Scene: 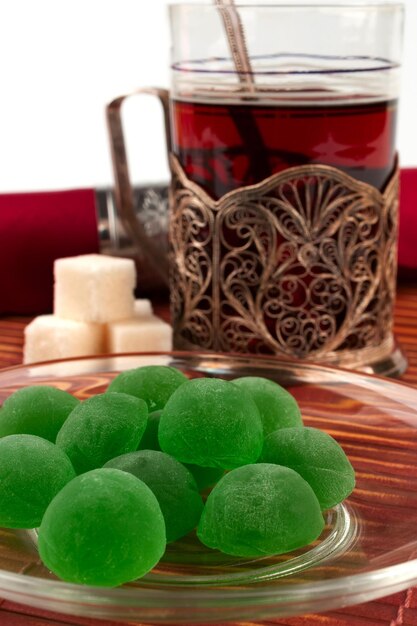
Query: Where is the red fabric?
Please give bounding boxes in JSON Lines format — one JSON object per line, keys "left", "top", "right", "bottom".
{"left": 0, "top": 189, "right": 99, "bottom": 314}
{"left": 399, "top": 168, "right": 417, "bottom": 274}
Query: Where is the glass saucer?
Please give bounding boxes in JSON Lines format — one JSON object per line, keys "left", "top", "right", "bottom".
{"left": 0, "top": 352, "right": 417, "bottom": 623}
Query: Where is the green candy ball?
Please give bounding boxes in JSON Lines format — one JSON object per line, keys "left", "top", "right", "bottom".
{"left": 137, "top": 409, "right": 162, "bottom": 451}
{"left": 38, "top": 468, "right": 166, "bottom": 586}
{"left": 159, "top": 378, "right": 263, "bottom": 469}
{"left": 0, "top": 434, "right": 75, "bottom": 528}
{"left": 198, "top": 463, "right": 324, "bottom": 557}
{"left": 232, "top": 377, "right": 303, "bottom": 436}
{"left": 107, "top": 366, "right": 188, "bottom": 411}
{"left": 56, "top": 392, "right": 148, "bottom": 474}
{"left": 0, "top": 385, "right": 79, "bottom": 442}
{"left": 261, "top": 427, "right": 355, "bottom": 510}
{"left": 105, "top": 450, "right": 204, "bottom": 542}
{"left": 137, "top": 409, "right": 223, "bottom": 490}
{"left": 185, "top": 464, "right": 224, "bottom": 491}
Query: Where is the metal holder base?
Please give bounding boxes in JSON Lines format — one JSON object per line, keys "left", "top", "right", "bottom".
{"left": 355, "top": 340, "right": 408, "bottom": 378}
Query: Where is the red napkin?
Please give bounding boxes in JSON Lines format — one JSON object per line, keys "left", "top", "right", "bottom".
{"left": 0, "top": 189, "right": 99, "bottom": 314}
{"left": 399, "top": 168, "right": 417, "bottom": 277}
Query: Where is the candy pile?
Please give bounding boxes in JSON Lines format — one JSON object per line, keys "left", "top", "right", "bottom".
{"left": 0, "top": 367, "right": 356, "bottom": 587}
{"left": 23, "top": 254, "right": 172, "bottom": 363}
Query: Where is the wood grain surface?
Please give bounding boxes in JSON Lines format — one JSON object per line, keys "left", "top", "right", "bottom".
{"left": 1, "top": 283, "right": 417, "bottom": 626}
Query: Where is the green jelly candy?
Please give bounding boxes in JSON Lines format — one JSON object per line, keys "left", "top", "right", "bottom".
{"left": 38, "top": 468, "right": 166, "bottom": 586}
{"left": 137, "top": 410, "right": 162, "bottom": 451}
{"left": 159, "top": 378, "right": 263, "bottom": 469}
{"left": 56, "top": 392, "right": 148, "bottom": 474}
{"left": 261, "top": 427, "right": 355, "bottom": 510}
{"left": 0, "top": 385, "right": 79, "bottom": 442}
{"left": 0, "top": 434, "right": 75, "bottom": 528}
{"left": 107, "top": 365, "right": 188, "bottom": 411}
{"left": 232, "top": 376, "right": 303, "bottom": 436}
{"left": 198, "top": 463, "right": 324, "bottom": 557}
{"left": 137, "top": 410, "right": 223, "bottom": 490}
{"left": 105, "top": 450, "right": 203, "bottom": 542}
{"left": 185, "top": 464, "right": 224, "bottom": 491}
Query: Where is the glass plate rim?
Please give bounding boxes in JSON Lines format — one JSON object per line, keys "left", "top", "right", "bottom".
{"left": 0, "top": 557, "right": 416, "bottom": 605}
{"left": 1, "top": 349, "right": 415, "bottom": 393}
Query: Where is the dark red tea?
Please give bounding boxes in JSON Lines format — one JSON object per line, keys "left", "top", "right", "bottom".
{"left": 171, "top": 98, "right": 397, "bottom": 198}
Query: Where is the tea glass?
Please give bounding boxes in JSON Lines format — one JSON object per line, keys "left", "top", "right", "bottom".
{"left": 107, "top": 1, "right": 406, "bottom": 376}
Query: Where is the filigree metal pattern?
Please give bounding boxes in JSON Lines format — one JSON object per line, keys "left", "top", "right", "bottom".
{"left": 169, "top": 155, "right": 399, "bottom": 366}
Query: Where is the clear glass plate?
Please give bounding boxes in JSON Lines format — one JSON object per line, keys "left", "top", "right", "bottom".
{"left": 0, "top": 352, "right": 416, "bottom": 623}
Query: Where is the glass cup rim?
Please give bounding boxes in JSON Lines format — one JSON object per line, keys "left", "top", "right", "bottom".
{"left": 171, "top": 52, "right": 400, "bottom": 76}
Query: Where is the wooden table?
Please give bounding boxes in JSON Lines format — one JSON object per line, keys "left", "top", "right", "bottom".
{"left": 1, "top": 283, "right": 417, "bottom": 626}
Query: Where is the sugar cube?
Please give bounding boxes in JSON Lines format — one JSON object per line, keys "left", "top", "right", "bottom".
{"left": 107, "top": 317, "right": 172, "bottom": 354}
{"left": 134, "top": 299, "right": 153, "bottom": 319}
{"left": 54, "top": 254, "right": 135, "bottom": 323}
{"left": 23, "top": 315, "right": 105, "bottom": 364}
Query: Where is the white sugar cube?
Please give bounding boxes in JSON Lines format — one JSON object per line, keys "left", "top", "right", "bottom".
{"left": 107, "top": 316, "right": 172, "bottom": 354}
{"left": 134, "top": 299, "right": 153, "bottom": 319}
{"left": 54, "top": 254, "right": 135, "bottom": 323}
{"left": 23, "top": 315, "right": 105, "bottom": 364}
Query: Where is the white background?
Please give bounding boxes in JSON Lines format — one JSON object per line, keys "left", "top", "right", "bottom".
{"left": 0, "top": 0, "right": 415, "bottom": 192}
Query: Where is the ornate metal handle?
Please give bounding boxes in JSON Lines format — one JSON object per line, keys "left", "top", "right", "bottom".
{"left": 106, "top": 87, "right": 171, "bottom": 285}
